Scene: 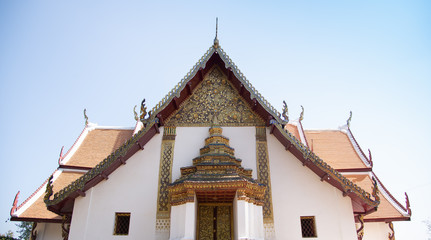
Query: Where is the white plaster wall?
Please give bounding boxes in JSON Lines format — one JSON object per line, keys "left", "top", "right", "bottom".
{"left": 363, "top": 222, "right": 390, "bottom": 240}
{"left": 267, "top": 129, "right": 358, "bottom": 240}
{"left": 173, "top": 127, "right": 257, "bottom": 181}
{"left": 69, "top": 130, "right": 163, "bottom": 240}
{"left": 34, "top": 222, "right": 62, "bottom": 240}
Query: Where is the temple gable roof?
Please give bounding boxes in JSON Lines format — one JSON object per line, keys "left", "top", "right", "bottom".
{"left": 36, "top": 41, "right": 379, "bottom": 216}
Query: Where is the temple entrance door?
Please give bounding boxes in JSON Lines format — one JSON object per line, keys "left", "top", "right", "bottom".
{"left": 197, "top": 203, "right": 233, "bottom": 240}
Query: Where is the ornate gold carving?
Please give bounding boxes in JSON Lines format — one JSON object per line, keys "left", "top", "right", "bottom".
{"left": 256, "top": 126, "right": 275, "bottom": 238}
{"left": 155, "top": 127, "right": 176, "bottom": 234}
{"left": 198, "top": 205, "right": 214, "bottom": 240}
{"left": 169, "top": 126, "right": 265, "bottom": 207}
{"left": 165, "top": 67, "right": 264, "bottom": 127}
{"left": 217, "top": 206, "right": 232, "bottom": 240}
{"left": 61, "top": 215, "right": 71, "bottom": 240}
{"left": 256, "top": 127, "right": 273, "bottom": 221}
{"left": 198, "top": 205, "right": 232, "bottom": 240}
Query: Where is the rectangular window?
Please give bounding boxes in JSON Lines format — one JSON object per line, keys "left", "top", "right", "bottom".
{"left": 300, "top": 216, "right": 317, "bottom": 238}
{"left": 114, "top": 212, "right": 131, "bottom": 235}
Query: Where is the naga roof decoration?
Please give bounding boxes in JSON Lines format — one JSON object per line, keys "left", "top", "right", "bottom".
{"left": 43, "top": 41, "right": 379, "bottom": 215}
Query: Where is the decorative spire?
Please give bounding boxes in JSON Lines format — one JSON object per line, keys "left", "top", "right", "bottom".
{"left": 140, "top": 99, "right": 147, "bottom": 121}
{"left": 83, "top": 109, "right": 88, "bottom": 125}
{"left": 368, "top": 149, "right": 373, "bottom": 167}
{"left": 133, "top": 105, "right": 138, "bottom": 121}
{"left": 347, "top": 111, "right": 352, "bottom": 127}
{"left": 299, "top": 105, "right": 304, "bottom": 121}
{"left": 213, "top": 18, "right": 219, "bottom": 48}
{"left": 282, "top": 100, "right": 289, "bottom": 122}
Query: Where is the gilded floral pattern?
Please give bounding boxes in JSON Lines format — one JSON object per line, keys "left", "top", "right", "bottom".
{"left": 165, "top": 67, "right": 264, "bottom": 127}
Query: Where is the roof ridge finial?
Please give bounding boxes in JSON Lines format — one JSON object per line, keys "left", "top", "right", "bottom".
{"left": 347, "top": 111, "right": 352, "bottom": 127}
{"left": 299, "top": 105, "right": 304, "bottom": 121}
{"left": 213, "top": 17, "right": 219, "bottom": 48}
{"left": 84, "top": 109, "right": 88, "bottom": 126}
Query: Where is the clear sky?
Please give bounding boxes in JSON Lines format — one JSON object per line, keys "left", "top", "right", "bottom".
{"left": 0, "top": 1, "right": 430, "bottom": 239}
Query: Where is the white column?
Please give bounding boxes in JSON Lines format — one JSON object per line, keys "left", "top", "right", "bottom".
{"left": 235, "top": 199, "right": 250, "bottom": 240}
{"left": 169, "top": 197, "right": 196, "bottom": 240}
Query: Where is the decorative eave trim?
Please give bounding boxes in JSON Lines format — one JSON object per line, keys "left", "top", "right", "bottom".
{"left": 10, "top": 216, "right": 62, "bottom": 223}
{"left": 45, "top": 120, "right": 160, "bottom": 212}
{"left": 269, "top": 122, "right": 379, "bottom": 212}
{"left": 364, "top": 217, "right": 411, "bottom": 223}
{"left": 339, "top": 124, "right": 373, "bottom": 168}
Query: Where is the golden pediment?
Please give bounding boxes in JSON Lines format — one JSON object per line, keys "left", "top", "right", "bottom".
{"left": 165, "top": 67, "right": 265, "bottom": 126}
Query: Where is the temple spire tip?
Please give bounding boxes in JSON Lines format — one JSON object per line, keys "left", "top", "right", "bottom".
{"left": 213, "top": 17, "right": 219, "bottom": 48}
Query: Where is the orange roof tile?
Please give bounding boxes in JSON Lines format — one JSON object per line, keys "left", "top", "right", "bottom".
{"left": 346, "top": 174, "right": 408, "bottom": 220}
{"left": 304, "top": 130, "right": 368, "bottom": 170}
{"left": 66, "top": 129, "right": 133, "bottom": 168}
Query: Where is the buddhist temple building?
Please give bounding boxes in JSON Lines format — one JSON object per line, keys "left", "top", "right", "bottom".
{"left": 10, "top": 32, "right": 411, "bottom": 240}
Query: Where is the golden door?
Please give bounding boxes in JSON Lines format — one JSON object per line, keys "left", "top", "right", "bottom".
{"left": 198, "top": 204, "right": 233, "bottom": 240}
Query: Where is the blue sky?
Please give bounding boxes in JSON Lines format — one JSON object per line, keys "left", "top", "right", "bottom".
{"left": 1, "top": 1, "right": 430, "bottom": 238}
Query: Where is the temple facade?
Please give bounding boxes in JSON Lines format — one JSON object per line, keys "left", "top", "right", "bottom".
{"left": 10, "top": 36, "right": 411, "bottom": 240}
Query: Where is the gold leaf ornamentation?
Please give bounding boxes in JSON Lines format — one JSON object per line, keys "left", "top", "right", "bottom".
{"left": 165, "top": 67, "right": 264, "bottom": 127}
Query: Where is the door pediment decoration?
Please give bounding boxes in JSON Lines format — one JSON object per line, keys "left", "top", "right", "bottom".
{"left": 165, "top": 67, "right": 265, "bottom": 127}
{"left": 168, "top": 125, "right": 265, "bottom": 206}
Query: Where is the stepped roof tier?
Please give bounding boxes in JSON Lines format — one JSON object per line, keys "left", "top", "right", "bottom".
{"left": 169, "top": 125, "right": 265, "bottom": 206}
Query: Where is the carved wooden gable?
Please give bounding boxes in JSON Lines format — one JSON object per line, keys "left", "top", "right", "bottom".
{"left": 165, "top": 66, "right": 265, "bottom": 127}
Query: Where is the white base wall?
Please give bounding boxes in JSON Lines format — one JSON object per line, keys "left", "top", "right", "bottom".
{"left": 267, "top": 128, "right": 358, "bottom": 240}
{"left": 33, "top": 222, "right": 62, "bottom": 240}
{"left": 363, "top": 222, "right": 391, "bottom": 240}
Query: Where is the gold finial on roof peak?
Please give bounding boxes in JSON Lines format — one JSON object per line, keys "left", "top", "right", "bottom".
{"left": 213, "top": 18, "right": 219, "bottom": 48}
